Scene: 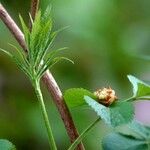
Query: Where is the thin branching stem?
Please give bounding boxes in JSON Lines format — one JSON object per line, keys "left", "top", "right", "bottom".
{"left": 123, "top": 97, "right": 135, "bottom": 102}
{"left": 68, "top": 118, "right": 100, "bottom": 150}
{"left": 0, "top": 3, "right": 27, "bottom": 52}
{"left": 123, "top": 96, "right": 150, "bottom": 102}
{"left": 136, "top": 97, "right": 150, "bottom": 100}
{"left": 34, "top": 79, "right": 57, "bottom": 150}
{"left": 0, "top": 3, "right": 85, "bottom": 149}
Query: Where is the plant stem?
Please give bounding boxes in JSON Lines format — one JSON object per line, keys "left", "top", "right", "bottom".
{"left": 136, "top": 97, "right": 150, "bottom": 100}
{"left": 29, "top": 0, "right": 39, "bottom": 29}
{"left": 123, "top": 97, "right": 135, "bottom": 102}
{"left": 123, "top": 96, "right": 150, "bottom": 102}
{"left": 34, "top": 80, "right": 57, "bottom": 150}
{"left": 0, "top": 4, "right": 84, "bottom": 150}
{"left": 68, "top": 118, "right": 100, "bottom": 150}
{"left": 0, "top": 3, "right": 27, "bottom": 52}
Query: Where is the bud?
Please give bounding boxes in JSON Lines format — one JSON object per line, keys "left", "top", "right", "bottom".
{"left": 94, "top": 87, "right": 117, "bottom": 106}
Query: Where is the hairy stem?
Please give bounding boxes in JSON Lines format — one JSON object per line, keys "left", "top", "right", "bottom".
{"left": 68, "top": 118, "right": 100, "bottom": 150}
{"left": 0, "top": 3, "right": 84, "bottom": 149}
{"left": 34, "top": 80, "right": 57, "bottom": 150}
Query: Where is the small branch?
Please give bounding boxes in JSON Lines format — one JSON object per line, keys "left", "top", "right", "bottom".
{"left": 68, "top": 118, "right": 100, "bottom": 150}
{"left": 0, "top": 3, "right": 84, "bottom": 150}
{"left": 29, "top": 0, "right": 39, "bottom": 29}
{"left": 42, "top": 71, "right": 84, "bottom": 146}
{"left": 123, "top": 96, "right": 135, "bottom": 102}
{"left": 0, "top": 3, "right": 27, "bottom": 52}
{"left": 136, "top": 97, "right": 150, "bottom": 100}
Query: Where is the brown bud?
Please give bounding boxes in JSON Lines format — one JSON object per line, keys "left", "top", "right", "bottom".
{"left": 94, "top": 87, "right": 117, "bottom": 106}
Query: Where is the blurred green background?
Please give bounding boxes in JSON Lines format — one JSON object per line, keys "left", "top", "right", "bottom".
{"left": 0, "top": 0, "right": 150, "bottom": 149}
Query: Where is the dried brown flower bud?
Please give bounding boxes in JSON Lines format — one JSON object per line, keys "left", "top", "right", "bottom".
{"left": 94, "top": 87, "right": 117, "bottom": 106}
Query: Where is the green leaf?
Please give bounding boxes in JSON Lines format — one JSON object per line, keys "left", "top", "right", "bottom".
{"left": 18, "top": 7, "right": 71, "bottom": 82}
{"left": 19, "top": 15, "right": 30, "bottom": 49}
{"left": 44, "top": 47, "right": 69, "bottom": 61}
{"left": 37, "top": 57, "right": 74, "bottom": 79}
{"left": 8, "top": 43, "right": 29, "bottom": 68}
{"left": 117, "top": 121, "right": 150, "bottom": 140}
{"left": 29, "top": 10, "right": 42, "bottom": 62}
{"left": 33, "top": 21, "right": 53, "bottom": 66}
{"left": 27, "top": 9, "right": 53, "bottom": 67}
{"left": 102, "top": 133, "right": 148, "bottom": 150}
{"left": 12, "top": 56, "right": 31, "bottom": 78}
{"left": 64, "top": 88, "right": 96, "bottom": 108}
{"left": 0, "top": 48, "right": 13, "bottom": 57}
{"left": 84, "top": 96, "right": 134, "bottom": 127}
{"left": 38, "top": 25, "right": 69, "bottom": 61}
{"left": 116, "top": 125, "right": 144, "bottom": 140}
{"left": 0, "top": 139, "right": 16, "bottom": 150}
{"left": 42, "top": 5, "right": 52, "bottom": 23}
{"left": 103, "top": 121, "right": 150, "bottom": 150}
{"left": 102, "top": 120, "right": 150, "bottom": 150}
{"left": 128, "top": 75, "right": 150, "bottom": 98}
{"left": 0, "top": 47, "right": 31, "bottom": 78}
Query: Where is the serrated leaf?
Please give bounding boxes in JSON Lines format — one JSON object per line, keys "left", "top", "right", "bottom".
{"left": 18, "top": 7, "right": 71, "bottom": 82}
{"left": 0, "top": 47, "right": 31, "bottom": 78}
{"left": 0, "top": 47, "right": 31, "bottom": 79}
{"left": 8, "top": 43, "right": 25, "bottom": 59}
{"left": 44, "top": 47, "right": 69, "bottom": 61}
{"left": 0, "top": 139, "right": 16, "bottom": 150}
{"left": 64, "top": 88, "right": 96, "bottom": 108}
{"left": 42, "top": 5, "right": 52, "bottom": 22}
{"left": 34, "top": 20, "right": 53, "bottom": 66}
{"left": 116, "top": 125, "right": 144, "bottom": 140}
{"left": 102, "top": 133, "right": 148, "bottom": 150}
{"left": 84, "top": 96, "right": 134, "bottom": 127}
{"left": 30, "top": 11, "right": 42, "bottom": 61}
{"left": 19, "top": 15, "right": 30, "bottom": 49}
{"left": 129, "top": 121, "right": 150, "bottom": 139}
{"left": 103, "top": 121, "right": 150, "bottom": 150}
{"left": 128, "top": 75, "right": 150, "bottom": 98}
{"left": 12, "top": 56, "right": 31, "bottom": 78}
{"left": 8, "top": 43, "right": 29, "bottom": 68}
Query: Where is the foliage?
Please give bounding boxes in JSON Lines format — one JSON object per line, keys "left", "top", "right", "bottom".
{"left": 102, "top": 121, "right": 150, "bottom": 150}
{"left": 84, "top": 96, "right": 134, "bottom": 127}
{"left": 64, "top": 88, "right": 96, "bottom": 107}
{"left": 64, "top": 75, "right": 150, "bottom": 149}
{"left": 0, "top": 1, "right": 150, "bottom": 150}
{"left": 0, "top": 7, "right": 72, "bottom": 85}
{"left": 0, "top": 6, "right": 72, "bottom": 150}
{"left": 127, "top": 75, "right": 150, "bottom": 99}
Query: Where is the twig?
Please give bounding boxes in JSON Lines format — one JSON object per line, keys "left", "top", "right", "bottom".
{"left": 0, "top": 3, "right": 27, "bottom": 52}
{"left": 68, "top": 118, "right": 100, "bottom": 150}
{"left": 29, "top": 0, "right": 39, "bottom": 29}
{"left": 0, "top": 3, "right": 84, "bottom": 150}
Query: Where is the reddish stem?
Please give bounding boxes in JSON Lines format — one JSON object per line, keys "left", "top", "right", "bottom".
{"left": 0, "top": 3, "right": 84, "bottom": 150}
